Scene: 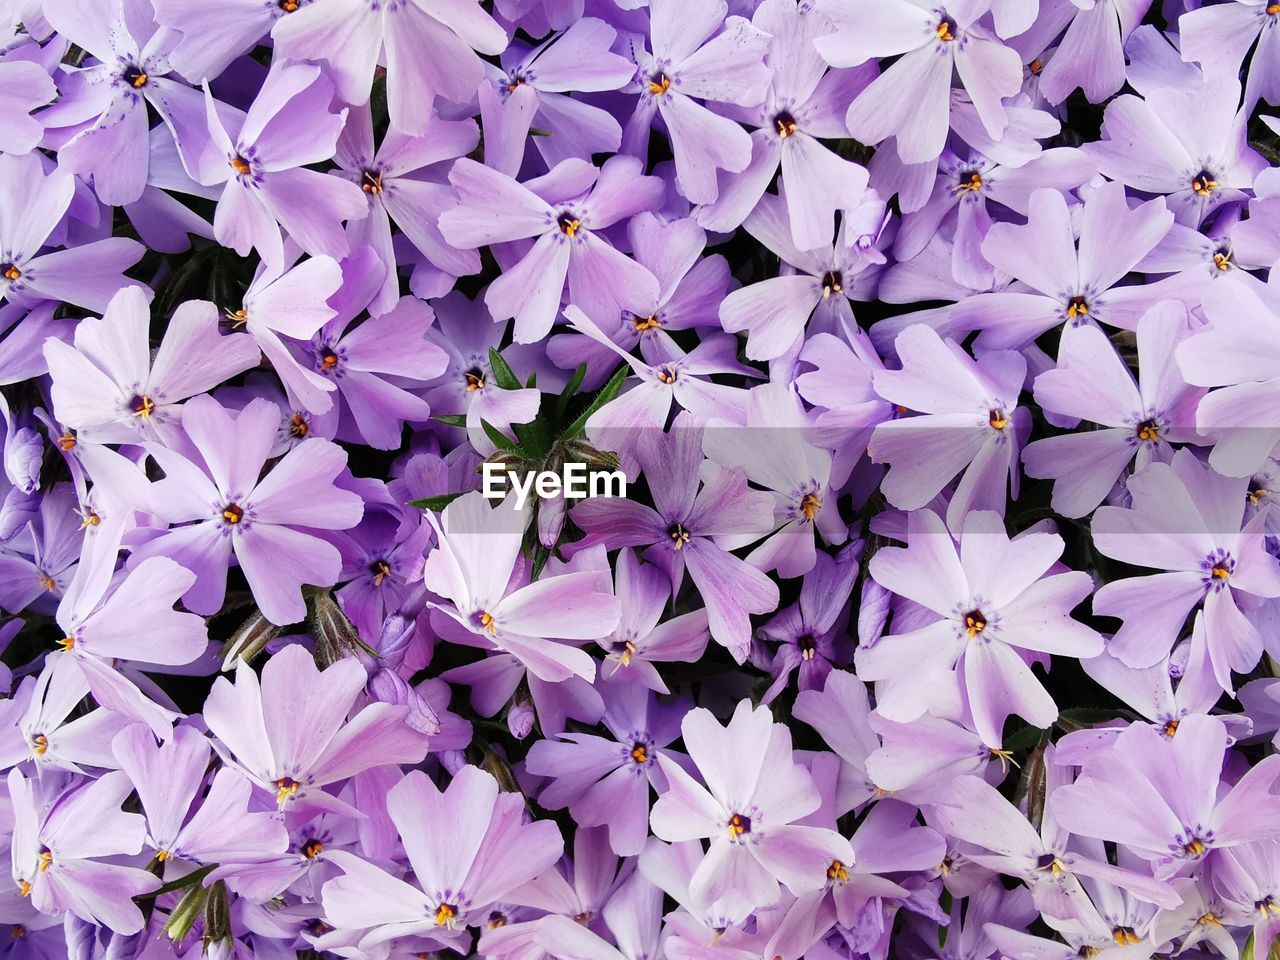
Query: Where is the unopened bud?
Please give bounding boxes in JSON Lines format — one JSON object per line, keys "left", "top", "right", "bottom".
{"left": 5, "top": 426, "right": 42, "bottom": 494}
{"left": 163, "top": 882, "right": 210, "bottom": 945}
{"left": 439, "top": 749, "right": 468, "bottom": 776}
{"left": 368, "top": 669, "right": 440, "bottom": 735}
{"left": 221, "top": 609, "right": 281, "bottom": 670}
{"left": 307, "top": 587, "right": 375, "bottom": 667}
{"left": 507, "top": 700, "right": 535, "bottom": 739}
{"left": 202, "top": 880, "right": 231, "bottom": 951}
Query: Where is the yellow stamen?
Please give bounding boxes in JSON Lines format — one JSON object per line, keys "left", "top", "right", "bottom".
{"left": 799, "top": 493, "right": 821, "bottom": 521}
{"left": 727, "top": 813, "right": 750, "bottom": 840}
{"left": 37, "top": 574, "right": 55, "bottom": 593}
{"left": 826, "top": 860, "right": 849, "bottom": 883}
{"left": 362, "top": 171, "right": 383, "bottom": 195}
{"left": 275, "top": 777, "right": 301, "bottom": 806}
{"left": 648, "top": 75, "right": 671, "bottom": 96}
{"left": 230, "top": 156, "right": 251, "bottom": 176}
{"left": 2, "top": 265, "right": 19, "bottom": 282}
{"left": 1163, "top": 719, "right": 1180, "bottom": 737}
{"left": 1211, "top": 565, "right": 1230, "bottom": 581}
{"left": 17, "top": 881, "right": 30, "bottom": 897}
{"left": 669, "top": 524, "right": 690, "bottom": 550}
{"left": 31, "top": 735, "right": 48, "bottom": 756}
{"left": 130, "top": 395, "right": 155, "bottom": 419}
{"left": 657, "top": 365, "right": 677, "bottom": 384}
{"left": 1269, "top": 3, "right": 1280, "bottom": 14}
{"left": 1066, "top": 296, "right": 1089, "bottom": 319}
{"left": 226, "top": 307, "right": 249, "bottom": 328}
{"left": 1136, "top": 421, "right": 1160, "bottom": 442}
{"left": 630, "top": 743, "right": 648, "bottom": 764}
{"left": 1184, "top": 838, "right": 1206, "bottom": 857}
{"left": 222, "top": 503, "right": 244, "bottom": 525}
{"left": 620, "top": 639, "right": 636, "bottom": 666}
{"left": 289, "top": 413, "right": 309, "bottom": 438}
{"left": 78, "top": 509, "right": 100, "bottom": 529}
{"left": 280, "top": 0, "right": 299, "bottom": 9}
{"left": 10, "top": 925, "right": 25, "bottom": 938}
{"left": 372, "top": 560, "right": 391, "bottom": 587}
{"left": 480, "top": 611, "right": 496, "bottom": 633}
{"left": 465, "top": 370, "right": 485, "bottom": 391}
{"left": 155, "top": 849, "right": 170, "bottom": 862}
{"left": 1191, "top": 173, "right": 1218, "bottom": 197}
{"left": 988, "top": 408, "right": 1008, "bottom": 430}
{"left": 956, "top": 171, "right": 983, "bottom": 193}
{"left": 1029, "top": 58, "right": 1044, "bottom": 75}
{"left": 990, "top": 747, "right": 1018, "bottom": 772}
{"left": 320, "top": 351, "right": 339, "bottom": 370}
{"left": 130, "top": 71, "right": 148, "bottom": 88}
{"left": 1213, "top": 250, "right": 1233, "bottom": 271}
{"left": 559, "top": 218, "right": 580, "bottom": 238}
{"left": 57, "top": 635, "right": 75, "bottom": 652}
{"left": 964, "top": 611, "right": 986, "bottom": 638}
{"left": 935, "top": 19, "right": 955, "bottom": 41}
{"left": 56, "top": 432, "right": 76, "bottom": 451}
{"left": 37, "top": 852, "right": 51, "bottom": 873}
{"left": 633, "top": 315, "right": 661, "bottom": 331}
{"left": 435, "top": 903, "right": 457, "bottom": 927}
{"left": 302, "top": 838, "right": 324, "bottom": 859}
{"left": 774, "top": 113, "right": 798, "bottom": 138}
{"left": 1112, "top": 928, "right": 1139, "bottom": 946}
{"left": 1199, "top": 913, "right": 1221, "bottom": 927}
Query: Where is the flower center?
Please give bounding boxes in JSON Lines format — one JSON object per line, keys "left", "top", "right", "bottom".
{"left": 58, "top": 635, "right": 75, "bottom": 651}
{"left": 435, "top": 903, "right": 458, "bottom": 927}
{"left": 371, "top": 559, "right": 392, "bottom": 587}
{"left": 1190, "top": 170, "right": 1218, "bottom": 197}
{"left": 230, "top": 155, "right": 252, "bottom": 176}
{"left": 656, "top": 364, "right": 678, "bottom": 384}
{"left": 1184, "top": 836, "right": 1207, "bottom": 857}
{"left": 123, "top": 65, "right": 148, "bottom": 88}
{"left": 1, "top": 264, "right": 20, "bottom": 282}
{"left": 557, "top": 212, "right": 581, "bottom": 237}
{"left": 361, "top": 170, "right": 383, "bottom": 195}
{"left": 648, "top": 72, "right": 672, "bottom": 96}
{"left": 1250, "top": 486, "right": 1269, "bottom": 506}
{"left": 289, "top": 413, "right": 309, "bottom": 438}
{"left": 630, "top": 742, "right": 649, "bottom": 764}
{"left": 1213, "top": 247, "right": 1234, "bottom": 271}
{"left": 963, "top": 609, "right": 987, "bottom": 639}
{"left": 669, "top": 523, "right": 691, "bottom": 550}
{"left": 320, "top": 348, "right": 339, "bottom": 371}
{"left": 31, "top": 734, "right": 47, "bottom": 756}
{"left": 773, "top": 111, "right": 799, "bottom": 138}
{"left": 727, "top": 813, "right": 752, "bottom": 841}
{"left": 222, "top": 502, "right": 244, "bottom": 525}
{"left": 1066, "top": 296, "right": 1090, "bottom": 320}
{"left": 798, "top": 634, "right": 816, "bottom": 661}
{"left": 302, "top": 838, "right": 324, "bottom": 859}
{"left": 1163, "top": 719, "right": 1180, "bottom": 737}
{"left": 956, "top": 170, "right": 983, "bottom": 193}
{"left": 632, "top": 314, "right": 661, "bottom": 331}
{"left": 479, "top": 611, "right": 496, "bottom": 633}
{"left": 275, "top": 776, "right": 301, "bottom": 805}
{"left": 799, "top": 493, "right": 822, "bottom": 520}
{"left": 37, "top": 850, "right": 51, "bottom": 873}
{"left": 988, "top": 408, "right": 1009, "bottom": 430}
{"left": 826, "top": 859, "right": 849, "bottom": 883}
{"left": 278, "top": 0, "right": 299, "bottom": 10}
{"left": 464, "top": 367, "right": 486, "bottom": 391}
{"left": 935, "top": 16, "right": 957, "bottom": 41}
{"left": 37, "top": 573, "right": 55, "bottom": 593}
{"left": 1135, "top": 419, "right": 1160, "bottom": 442}
{"left": 129, "top": 394, "right": 155, "bottom": 419}
{"left": 1112, "top": 927, "right": 1138, "bottom": 946}
{"left": 56, "top": 431, "right": 76, "bottom": 451}
{"left": 488, "top": 911, "right": 508, "bottom": 929}
{"left": 821, "top": 271, "right": 843, "bottom": 298}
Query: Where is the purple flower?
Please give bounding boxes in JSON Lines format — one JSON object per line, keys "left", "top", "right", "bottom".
{"left": 868, "top": 324, "right": 1027, "bottom": 530}
{"left": 1053, "top": 715, "right": 1280, "bottom": 874}
{"left": 0, "top": 60, "right": 55, "bottom": 154}
{"left": 858, "top": 508, "right": 1103, "bottom": 745}
{"left": 1022, "top": 302, "right": 1203, "bottom": 518}
{"left": 623, "top": 0, "right": 773, "bottom": 204}
{"left": 273, "top": 0, "right": 508, "bottom": 136}
{"left": 320, "top": 766, "right": 563, "bottom": 944}
{"left": 0, "top": 153, "right": 147, "bottom": 313}
{"left": 951, "top": 182, "right": 1175, "bottom": 350}
{"left": 817, "top": 0, "right": 1023, "bottom": 163}
{"left": 649, "top": 700, "right": 853, "bottom": 915}
{"left": 203, "top": 644, "right": 430, "bottom": 815}
{"left": 1181, "top": 0, "right": 1280, "bottom": 107}
{"left": 438, "top": 155, "right": 662, "bottom": 343}
{"left": 139, "top": 394, "right": 365, "bottom": 624}
{"left": 526, "top": 684, "right": 685, "bottom": 856}
{"left": 1090, "top": 450, "right": 1280, "bottom": 688}
{"left": 188, "top": 63, "right": 367, "bottom": 270}
{"left": 424, "top": 492, "right": 621, "bottom": 682}
{"left": 44, "top": 286, "right": 260, "bottom": 445}
{"left": 572, "top": 412, "right": 779, "bottom": 661}
{"left": 8, "top": 768, "right": 161, "bottom": 934}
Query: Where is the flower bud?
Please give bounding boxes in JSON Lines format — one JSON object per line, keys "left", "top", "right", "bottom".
{"left": 507, "top": 700, "right": 535, "bottom": 739}
{"left": 376, "top": 613, "right": 415, "bottom": 670}
{"left": 220, "top": 609, "right": 282, "bottom": 670}
{"left": 368, "top": 669, "right": 441, "bottom": 735}
{"left": 163, "top": 882, "right": 210, "bottom": 945}
{"left": 439, "top": 749, "right": 468, "bottom": 776}
{"left": 5, "top": 426, "right": 42, "bottom": 495}
{"left": 307, "top": 587, "right": 373, "bottom": 667}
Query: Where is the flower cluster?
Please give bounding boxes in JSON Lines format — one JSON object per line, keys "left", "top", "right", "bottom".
{"left": 2, "top": 0, "right": 1280, "bottom": 959}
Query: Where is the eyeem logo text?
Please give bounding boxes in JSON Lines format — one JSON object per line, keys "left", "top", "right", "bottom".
{"left": 481, "top": 461, "right": 627, "bottom": 510}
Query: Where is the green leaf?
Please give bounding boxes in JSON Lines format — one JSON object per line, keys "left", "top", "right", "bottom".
{"left": 555, "top": 363, "right": 589, "bottom": 419}
{"left": 408, "top": 492, "right": 466, "bottom": 512}
{"left": 564, "top": 364, "right": 629, "bottom": 439}
{"left": 433, "top": 413, "right": 467, "bottom": 428}
{"left": 488, "top": 347, "right": 523, "bottom": 390}
{"left": 481, "top": 418, "right": 521, "bottom": 453}
{"left": 529, "top": 127, "right": 552, "bottom": 137}
{"left": 137, "top": 863, "right": 218, "bottom": 901}
{"left": 525, "top": 371, "right": 537, "bottom": 389}
{"left": 513, "top": 413, "right": 553, "bottom": 461}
